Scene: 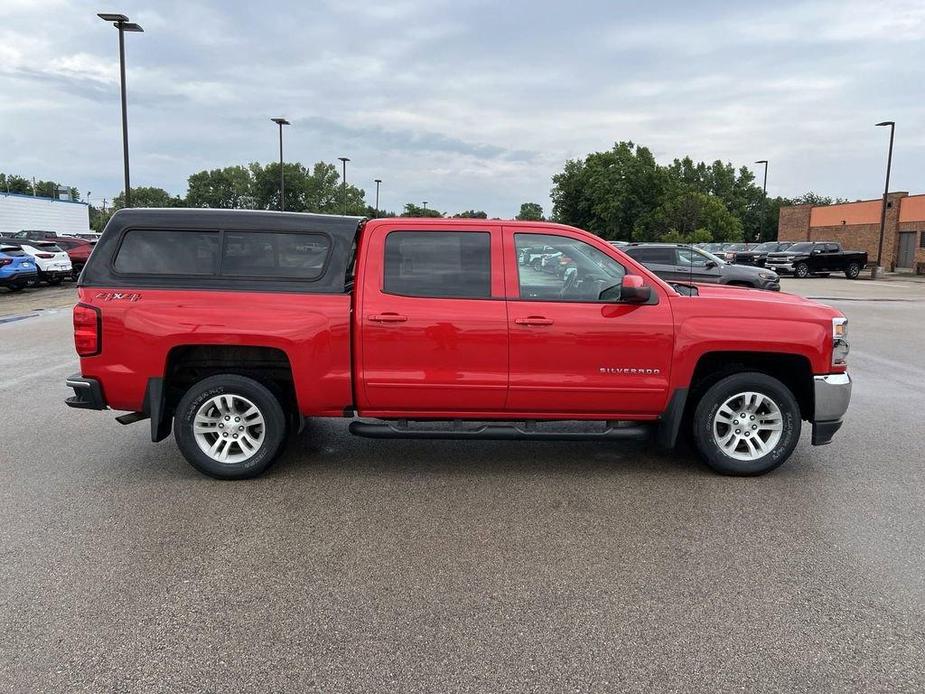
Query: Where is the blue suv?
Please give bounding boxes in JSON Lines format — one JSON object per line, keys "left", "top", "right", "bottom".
{"left": 0, "top": 242, "right": 38, "bottom": 291}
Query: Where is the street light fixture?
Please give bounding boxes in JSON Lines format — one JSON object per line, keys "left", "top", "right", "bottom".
{"left": 98, "top": 12, "right": 144, "bottom": 208}
{"left": 338, "top": 157, "right": 350, "bottom": 215}
{"left": 270, "top": 118, "right": 290, "bottom": 211}
{"left": 874, "top": 121, "right": 895, "bottom": 272}
{"left": 374, "top": 179, "right": 382, "bottom": 218}
{"left": 422, "top": 201, "right": 428, "bottom": 214}
{"left": 754, "top": 160, "right": 769, "bottom": 243}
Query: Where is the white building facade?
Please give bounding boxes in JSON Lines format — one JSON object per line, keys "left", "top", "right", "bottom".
{"left": 0, "top": 193, "right": 90, "bottom": 236}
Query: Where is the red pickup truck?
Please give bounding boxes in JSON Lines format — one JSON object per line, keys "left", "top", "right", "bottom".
{"left": 66, "top": 209, "right": 851, "bottom": 479}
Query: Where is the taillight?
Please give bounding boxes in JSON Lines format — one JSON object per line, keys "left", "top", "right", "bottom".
{"left": 36, "top": 253, "right": 54, "bottom": 259}
{"left": 73, "top": 303, "right": 101, "bottom": 356}
{"left": 0, "top": 258, "right": 10, "bottom": 267}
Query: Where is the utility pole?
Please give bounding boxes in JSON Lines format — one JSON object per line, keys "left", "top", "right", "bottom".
{"left": 338, "top": 157, "right": 350, "bottom": 215}
{"left": 874, "top": 121, "right": 895, "bottom": 276}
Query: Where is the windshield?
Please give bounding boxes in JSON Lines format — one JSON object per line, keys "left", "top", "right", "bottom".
{"left": 788, "top": 242, "right": 814, "bottom": 253}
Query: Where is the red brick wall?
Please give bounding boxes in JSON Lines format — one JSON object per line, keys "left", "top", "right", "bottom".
{"left": 778, "top": 205, "right": 811, "bottom": 242}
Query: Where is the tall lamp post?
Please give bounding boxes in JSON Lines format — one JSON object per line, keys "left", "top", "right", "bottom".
{"left": 97, "top": 13, "right": 143, "bottom": 208}
{"left": 338, "top": 157, "right": 350, "bottom": 215}
{"left": 374, "top": 179, "right": 382, "bottom": 218}
{"left": 755, "top": 159, "right": 768, "bottom": 242}
{"left": 270, "top": 118, "right": 290, "bottom": 211}
{"left": 874, "top": 121, "right": 895, "bottom": 275}
{"left": 422, "top": 201, "right": 428, "bottom": 214}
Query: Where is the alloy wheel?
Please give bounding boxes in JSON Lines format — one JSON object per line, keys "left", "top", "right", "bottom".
{"left": 193, "top": 394, "right": 266, "bottom": 464}
{"left": 712, "top": 391, "right": 783, "bottom": 461}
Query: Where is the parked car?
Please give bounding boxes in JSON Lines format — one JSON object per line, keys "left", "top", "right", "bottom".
{"left": 66, "top": 209, "right": 851, "bottom": 480}
{"left": 723, "top": 243, "right": 758, "bottom": 263}
{"left": 726, "top": 241, "right": 794, "bottom": 267}
{"left": 518, "top": 244, "right": 557, "bottom": 269}
{"left": 766, "top": 241, "right": 867, "bottom": 279}
{"left": 0, "top": 242, "right": 39, "bottom": 291}
{"left": 12, "top": 230, "right": 59, "bottom": 241}
{"left": 623, "top": 243, "right": 781, "bottom": 291}
{"left": 0, "top": 237, "right": 72, "bottom": 285}
{"left": 51, "top": 236, "right": 96, "bottom": 278}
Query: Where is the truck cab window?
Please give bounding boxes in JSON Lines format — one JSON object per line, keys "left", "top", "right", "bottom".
{"left": 515, "top": 234, "right": 625, "bottom": 302}
{"left": 383, "top": 231, "right": 491, "bottom": 299}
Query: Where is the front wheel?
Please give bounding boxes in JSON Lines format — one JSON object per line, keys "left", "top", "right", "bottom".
{"left": 844, "top": 262, "right": 861, "bottom": 279}
{"left": 794, "top": 262, "right": 810, "bottom": 278}
{"left": 174, "top": 374, "right": 288, "bottom": 479}
{"left": 692, "top": 372, "right": 801, "bottom": 476}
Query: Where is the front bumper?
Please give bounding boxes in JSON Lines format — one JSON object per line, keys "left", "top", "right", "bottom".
{"left": 65, "top": 374, "right": 107, "bottom": 410}
{"left": 811, "top": 373, "right": 851, "bottom": 445}
{"left": 767, "top": 262, "right": 794, "bottom": 274}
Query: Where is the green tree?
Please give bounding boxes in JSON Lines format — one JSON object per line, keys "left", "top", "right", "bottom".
{"left": 401, "top": 203, "right": 443, "bottom": 217}
{"left": 637, "top": 189, "right": 743, "bottom": 242}
{"left": 112, "top": 186, "right": 184, "bottom": 209}
{"left": 186, "top": 165, "right": 255, "bottom": 209}
{"left": 515, "top": 202, "right": 544, "bottom": 221}
{"left": 551, "top": 142, "right": 667, "bottom": 240}
{"left": 251, "top": 161, "right": 366, "bottom": 214}
{"left": 452, "top": 210, "right": 488, "bottom": 218}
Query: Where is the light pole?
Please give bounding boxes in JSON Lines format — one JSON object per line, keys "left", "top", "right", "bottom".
{"left": 374, "top": 179, "right": 382, "bottom": 218}
{"left": 422, "top": 201, "right": 428, "bottom": 215}
{"left": 755, "top": 160, "right": 768, "bottom": 242}
{"left": 270, "top": 118, "right": 290, "bottom": 211}
{"left": 97, "top": 13, "right": 143, "bottom": 208}
{"left": 874, "top": 121, "right": 895, "bottom": 273}
{"left": 337, "top": 157, "right": 350, "bottom": 215}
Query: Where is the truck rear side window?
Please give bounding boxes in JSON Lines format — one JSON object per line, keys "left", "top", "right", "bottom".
{"left": 384, "top": 231, "right": 491, "bottom": 299}
{"left": 221, "top": 232, "right": 330, "bottom": 279}
{"left": 114, "top": 230, "right": 219, "bottom": 275}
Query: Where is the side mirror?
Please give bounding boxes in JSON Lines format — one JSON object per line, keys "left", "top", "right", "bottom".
{"left": 812, "top": 248, "right": 822, "bottom": 255}
{"left": 704, "top": 260, "right": 717, "bottom": 269}
{"left": 619, "top": 275, "right": 651, "bottom": 303}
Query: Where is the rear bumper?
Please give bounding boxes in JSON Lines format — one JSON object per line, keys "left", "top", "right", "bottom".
{"left": 811, "top": 373, "right": 851, "bottom": 445}
{"left": 65, "top": 374, "right": 107, "bottom": 410}
{"left": 0, "top": 271, "right": 38, "bottom": 286}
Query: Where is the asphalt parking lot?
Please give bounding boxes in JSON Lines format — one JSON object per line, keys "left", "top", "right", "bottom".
{"left": 2, "top": 278, "right": 924, "bottom": 693}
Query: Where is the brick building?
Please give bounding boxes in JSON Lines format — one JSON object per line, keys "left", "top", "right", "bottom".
{"left": 778, "top": 192, "right": 925, "bottom": 272}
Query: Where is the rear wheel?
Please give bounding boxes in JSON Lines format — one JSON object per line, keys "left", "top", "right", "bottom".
{"left": 6, "top": 284, "right": 23, "bottom": 292}
{"left": 692, "top": 372, "right": 801, "bottom": 476}
{"left": 844, "top": 262, "right": 861, "bottom": 279}
{"left": 794, "top": 262, "right": 810, "bottom": 278}
{"left": 174, "top": 374, "right": 288, "bottom": 479}
{"left": 46, "top": 276, "right": 63, "bottom": 286}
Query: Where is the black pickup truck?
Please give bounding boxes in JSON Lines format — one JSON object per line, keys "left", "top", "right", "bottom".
{"left": 766, "top": 241, "right": 867, "bottom": 279}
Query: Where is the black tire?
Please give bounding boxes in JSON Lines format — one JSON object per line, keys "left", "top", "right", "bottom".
{"left": 6, "top": 284, "right": 23, "bottom": 292}
{"left": 532, "top": 258, "right": 542, "bottom": 271}
{"left": 844, "top": 262, "right": 861, "bottom": 279}
{"left": 46, "top": 277, "right": 63, "bottom": 286}
{"left": 794, "top": 262, "right": 810, "bottom": 279}
{"left": 692, "top": 372, "right": 801, "bottom": 476}
{"left": 174, "top": 374, "right": 288, "bottom": 480}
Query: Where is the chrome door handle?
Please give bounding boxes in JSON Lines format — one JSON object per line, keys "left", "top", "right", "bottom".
{"left": 369, "top": 313, "right": 408, "bottom": 322}
{"left": 514, "top": 316, "right": 554, "bottom": 326}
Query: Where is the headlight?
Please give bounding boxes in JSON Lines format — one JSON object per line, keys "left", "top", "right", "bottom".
{"left": 758, "top": 272, "right": 777, "bottom": 280}
{"left": 832, "top": 317, "right": 849, "bottom": 365}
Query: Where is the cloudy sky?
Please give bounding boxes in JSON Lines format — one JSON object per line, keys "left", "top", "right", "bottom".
{"left": 1, "top": 0, "right": 923, "bottom": 216}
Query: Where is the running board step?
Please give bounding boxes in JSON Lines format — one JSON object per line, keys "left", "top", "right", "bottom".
{"left": 349, "top": 420, "right": 652, "bottom": 441}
